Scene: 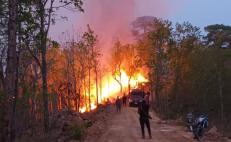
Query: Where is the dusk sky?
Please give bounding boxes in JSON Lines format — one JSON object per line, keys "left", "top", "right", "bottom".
{"left": 49, "top": 0, "right": 231, "bottom": 42}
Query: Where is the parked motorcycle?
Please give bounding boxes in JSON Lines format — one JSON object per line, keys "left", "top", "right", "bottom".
{"left": 193, "top": 114, "right": 209, "bottom": 141}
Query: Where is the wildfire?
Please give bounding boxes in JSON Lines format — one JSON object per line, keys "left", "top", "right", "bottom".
{"left": 79, "top": 102, "right": 97, "bottom": 113}
{"left": 79, "top": 107, "right": 86, "bottom": 113}
{"left": 79, "top": 69, "right": 148, "bottom": 113}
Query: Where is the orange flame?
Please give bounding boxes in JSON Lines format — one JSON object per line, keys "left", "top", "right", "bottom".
{"left": 79, "top": 102, "right": 97, "bottom": 113}
{"left": 79, "top": 69, "right": 148, "bottom": 113}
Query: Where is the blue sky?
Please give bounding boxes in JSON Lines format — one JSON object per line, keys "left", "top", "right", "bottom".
{"left": 50, "top": 0, "right": 231, "bottom": 41}
{"left": 167, "top": 0, "right": 231, "bottom": 28}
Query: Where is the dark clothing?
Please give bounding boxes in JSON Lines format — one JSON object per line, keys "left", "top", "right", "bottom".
{"left": 138, "top": 100, "right": 151, "bottom": 120}
{"left": 122, "top": 95, "right": 127, "bottom": 106}
{"left": 106, "top": 99, "right": 110, "bottom": 113}
{"left": 138, "top": 100, "right": 152, "bottom": 138}
{"left": 146, "top": 104, "right": 150, "bottom": 114}
{"left": 115, "top": 98, "right": 122, "bottom": 112}
{"left": 139, "top": 118, "right": 151, "bottom": 138}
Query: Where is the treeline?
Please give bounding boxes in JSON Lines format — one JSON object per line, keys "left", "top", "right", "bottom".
{"left": 128, "top": 16, "right": 231, "bottom": 133}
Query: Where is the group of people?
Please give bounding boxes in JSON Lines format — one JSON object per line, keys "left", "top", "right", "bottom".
{"left": 115, "top": 94, "right": 127, "bottom": 112}
{"left": 108, "top": 91, "right": 152, "bottom": 139}
{"left": 116, "top": 92, "right": 152, "bottom": 139}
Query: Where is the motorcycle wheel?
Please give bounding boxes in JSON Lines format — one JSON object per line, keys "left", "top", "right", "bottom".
{"left": 193, "top": 127, "right": 200, "bottom": 140}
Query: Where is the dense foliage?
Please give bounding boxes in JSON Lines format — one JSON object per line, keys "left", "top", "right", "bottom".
{"left": 131, "top": 17, "right": 231, "bottom": 134}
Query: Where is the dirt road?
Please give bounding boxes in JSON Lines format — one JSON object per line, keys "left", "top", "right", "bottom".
{"left": 95, "top": 107, "right": 195, "bottom": 142}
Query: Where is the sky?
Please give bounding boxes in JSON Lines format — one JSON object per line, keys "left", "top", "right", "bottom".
{"left": 49, "top": 0, "right": 231, "bottom": 42}
{"left": 167, "top": 0, "right": 231, "bottom": 28}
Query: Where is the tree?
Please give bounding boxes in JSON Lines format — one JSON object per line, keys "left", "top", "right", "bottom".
{"left": 132, "top": 17, "right": 172, "bottom": 110}
{"left": 131, "top": 16, "right": 156, "bottom": 40}
{"left": 123, "top": 44, "right": 140, "bottom": 93}
{"left": 205, "top": 24, "right": 231, "bottom": 131}
{"left": 34, "top": 0, "right": 83, "bottom": 132}
{"left": 76, "top": 41, "right": 88, "bottom": 110}
{"left": 147, "top": 18, "right": 172, "bottom": 110}
{"left": 93, "top": 53, "right": 101, "bottom": 106}
{"left": 3, "top": 0, "right": 18, "bottom": 141}
{"left": 82, "top": 25, "right": 98, "bottom": 110}
{"left": 0, "top": 0, "right": 7, "bottom": 90}
{"left": 168, "top": 22, "right": 201, "bottom": 115}
{"left": 111, "top": 40, "right": 124, "bottom": 93}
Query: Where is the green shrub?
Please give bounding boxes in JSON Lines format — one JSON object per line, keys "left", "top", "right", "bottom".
{"left": 84, "top": 120, "right": 93, "bottom": 128}
{"left": 71, "top": 125, "right": 85, "bottom": 141}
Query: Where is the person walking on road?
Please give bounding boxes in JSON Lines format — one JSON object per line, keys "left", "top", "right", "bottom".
{"left": 106, "top": 98, "right": 110, "bottom": 113}
{"left": 115, "top": 96, "right": 122, "bottom": 112}
{"left": 122, "top": 93, "right": 127, "bottom": 106}
{"left": 138, "top": 98, "right": 152, "bottom": 139}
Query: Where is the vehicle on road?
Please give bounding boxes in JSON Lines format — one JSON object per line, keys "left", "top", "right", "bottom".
{"left": 128, "top": 89, "right": 145, "bottom": 107}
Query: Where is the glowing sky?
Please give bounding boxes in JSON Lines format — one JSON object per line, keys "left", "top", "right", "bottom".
{"left": 49, "top": 0, "right": 231, "bottom": 41}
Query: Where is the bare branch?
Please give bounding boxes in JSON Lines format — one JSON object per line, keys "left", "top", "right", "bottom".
{"left": 26, "top": 46, "right": 42, "bottom": 69}
{"left": 45, "top": 0, "right": 55, "bottom": 37}
{"left": 50, "top": 2, "right": 71, "bottom": 9}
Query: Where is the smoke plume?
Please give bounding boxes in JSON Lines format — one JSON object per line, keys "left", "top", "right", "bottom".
{"left": 78, "top": 0, "right": 173, "bottom": 61}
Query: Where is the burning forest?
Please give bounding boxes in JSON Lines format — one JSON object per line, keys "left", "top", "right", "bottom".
{"left": 1, "top": 0, "right": 231, "bottom": 141}
{"left": 46, "top": 25, "right": 149, "bottom": 113}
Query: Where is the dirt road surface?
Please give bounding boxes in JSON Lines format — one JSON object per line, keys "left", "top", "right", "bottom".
{"left": 94, "top": 107, "right": 195, "bottom": 142}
